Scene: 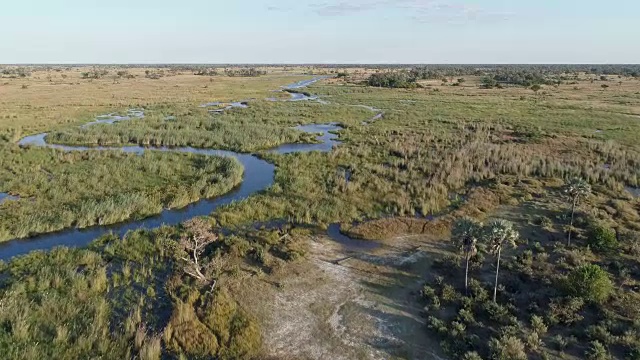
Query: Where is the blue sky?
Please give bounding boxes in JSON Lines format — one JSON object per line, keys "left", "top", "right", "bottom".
{"left": 2, "top": 0, "right": 638, "bottom": 63}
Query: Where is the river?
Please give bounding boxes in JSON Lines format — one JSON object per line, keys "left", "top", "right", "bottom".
{"left": 0, "top": 77, "right": 345, "bottom": 260}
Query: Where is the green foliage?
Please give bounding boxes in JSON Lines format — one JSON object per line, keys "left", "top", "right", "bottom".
{"left": 0, "top": 248, "right": 127, "bottom": 359}
{"left": 586, "top": 340, "right": 611, "bottom": 360}
{"left": 462, "top": 351, "right": 483, "bottom": 360}
{"left": 484, "top": 219, "right": 519, "bottom": 255}
{"left": 165, "top": 301, "right": 221, "bottom": 358}
{"left": 530, "top": 315, "right": 548, "bottom": 335}
{"left": 468, "top": 279, "right": 490, "bottom": 303}
{"left": 547, "top": 297, "right": 585, "bottom": 325}
{"left": 565, "top": 264, "right": 613, "bottom": 303}
{"left": 366, "top": 71, "right": 417, "bottom": 88}
{"left": 480, "top": 76, "right": 498, "bottom": 89}
{"left": 587, "top": 224, "right": 619, "bottom": 253}
{"left": 489, "top": 335, "right": 527, "bottom": 360}
{"left": 452, "top": 217, "right": 481, "bottom": 260}
{"left": 0, "top": 226, "right": 263, "bottom": 360}
{"left": 565, "top": 177, "right": 592, "bottom": 200}
{"left": 0, "top": 149, "right": 243, "bottom": 241}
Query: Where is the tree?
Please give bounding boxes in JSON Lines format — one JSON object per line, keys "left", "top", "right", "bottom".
{"left": 531, "top": 84, "right": 542, "bottom": 95}
{"left": 179, "top": 218, "right": 219, "bottom": 288}
{"left": 484, "top": 219, "right": 519, "bottom": 302}
{"left": 564, "top": 178, "right": 592, "bottom": 246}
{"left": 451, "top": 218, "right": 482, "bottom": 294}
{"left": 565, "top": 264, "right": 613, "bottom": 303}
{"left": 481, "top": 76, "right": 498, "bottom": 89}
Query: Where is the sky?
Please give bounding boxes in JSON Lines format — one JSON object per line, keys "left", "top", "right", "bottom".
{"left": 1, "top": 0, "right": 639, "bottom": 64}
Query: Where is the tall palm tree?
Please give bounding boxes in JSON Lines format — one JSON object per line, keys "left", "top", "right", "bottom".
{"left": 564, "top": 178, "right": 592, "bottom": 246}
{"left": 484, "top": 219, "right": 519, "bottom": 303}
{"left": 452, "top": 218, "right": 482, "bottom": 294}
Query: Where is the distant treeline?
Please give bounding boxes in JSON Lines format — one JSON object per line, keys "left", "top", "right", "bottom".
{"left": 0, "top": 67, "right": 31, "bottom": 78}
{"left": 367, "top": 71, "right": 419, "bottom": 88}
{"left": 367, "top": 64, "right": 640, "bottom": 89}
{"left": 5, "top": 64, "right": 640, "bottom": 76}
{"left": 194, "top": 67, "right": 266, "bottom": 77}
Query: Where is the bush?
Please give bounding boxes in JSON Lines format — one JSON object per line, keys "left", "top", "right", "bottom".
{"left": 421, "top": 284, "right": 441, "bottom": 310}
{"left": 531, "top": 315, "right": 548, "bottom": 335}
{"left": 587, "top": 224, "right": 619, "bottom": 253}
{"left": 565, "top": 264, "right": 613, "bottom": 303}
{"left": 548, "top": 297, "right": 585, "bottom": 325}
{"left": 586, "top": 324, "right": 614, "bottom": 345}
{"left": 468, "top": 279, "right": 490, "bottom": 302}
{"left": 551, "top": 334, "right": 569, "bottom": 350}
{"left": 586, "top": 340, "right": 610, "bottom": 360}
{"left": 441, "top": 284, "right": 461, "bottom": 304}
{"left": 489, "top": 335, "right": 527, "bottom": 360}
{"left": 483, "top": 302, "right": 517, "bottom": 325}
{"left": 462, "top": 351, "right": 483, "bottom": 360}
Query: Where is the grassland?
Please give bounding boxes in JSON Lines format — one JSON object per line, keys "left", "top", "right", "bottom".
{"left": 0, "top": 67, "right": 314, "bottom": 140}
{"left": 0, "top": 146, "right": 242, "bottom": 241}
{"left": 44, "top": 101, "right": 373, "bottom": 152}
{"left": 1, "top": 66, "right": 640, "bottom": 359}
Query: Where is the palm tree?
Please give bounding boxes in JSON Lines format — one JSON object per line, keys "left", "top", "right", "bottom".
{"left": 564, "top": 178, "right": 592, "bottom": 246}
{"left": 484, "top": 219, "right": 519, "bottom": 303}
{"left": 452, "top": 218, "right": 482, "bottom": 294}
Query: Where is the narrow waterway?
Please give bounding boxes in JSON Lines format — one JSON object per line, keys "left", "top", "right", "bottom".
{"left": 0, "top": 77, "right": 340, "bottom": 260}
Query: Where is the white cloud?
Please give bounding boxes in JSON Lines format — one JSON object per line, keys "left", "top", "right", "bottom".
{"left": 297, "top": 0, "right": 512, "bottom": 23}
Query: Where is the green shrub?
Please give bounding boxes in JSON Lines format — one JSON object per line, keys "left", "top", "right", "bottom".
{"left": 586, "top": 340, "right": 611, "bottom": 360}
{"left": 586, "top": 324, "right": 614, "bottom": 345}
{"left": 531, "top": 315, "right": 548, "bottom": 335}
{"left": 551, "top": 334, "right": 569, "bottom": 351}
{"left": 441, "top": 283, "right": 461, "bottom": 304}
{"left": 165, "top": 291, "right": 261, "bottom": 360}
{"left": 462, "top": 351, "right": 483, "bottom": 360}
{"left": 165, "top": 301, "right": 220, "bottom": 358}
{"left": 468, "top": 279, "right": 489, "bottom": 302}
{"left": 457, "top": 308, "right": 476, "bottom": 325}
{"left": 565, "top": 264, "right": 613, "bottom": 303}
{"left": 526, "top": 332, "right": 543, "bottom": 351}
{"left": 489, "top": 335, "right": 527, "bottom": 360}
{"left": 427, "top": 316, "right": 447, "bottom": 335}
{"left": 483, "top": 302, "right": 517, "bottom": 325}
{"left": 587, "top": 224, "right": 619, "bottom": 253}
{"left": 548, "top": 297, "right": 585, "bottom": 325}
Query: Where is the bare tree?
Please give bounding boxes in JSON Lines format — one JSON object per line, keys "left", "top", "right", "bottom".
{"left": 179, "top": 218, "right": 219, "bottom": 288}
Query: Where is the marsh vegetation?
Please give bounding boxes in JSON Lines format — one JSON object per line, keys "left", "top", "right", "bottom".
{"left": 1, "top": 65, "right": 639, "bottom": 359}
{"left": 0, "top": 147, "right": 242, "bottom": 241}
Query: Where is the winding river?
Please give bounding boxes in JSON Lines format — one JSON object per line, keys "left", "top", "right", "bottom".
{"left": 0, "top": 77, "right": 343, "bottom": 260}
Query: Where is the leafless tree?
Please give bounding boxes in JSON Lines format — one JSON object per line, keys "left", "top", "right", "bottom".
{"left": 179, "top": 218, "right": 219, "bottom": 289}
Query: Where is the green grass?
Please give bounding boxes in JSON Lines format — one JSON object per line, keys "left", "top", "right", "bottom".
{"left": 0, "top": 146, "right": 242, "bottom": 241}
{"left": 0, "top": 220, "right": 307, "bottom": 359}
{"left": 45, "top": 101, "right": 374, "bottom": 152}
